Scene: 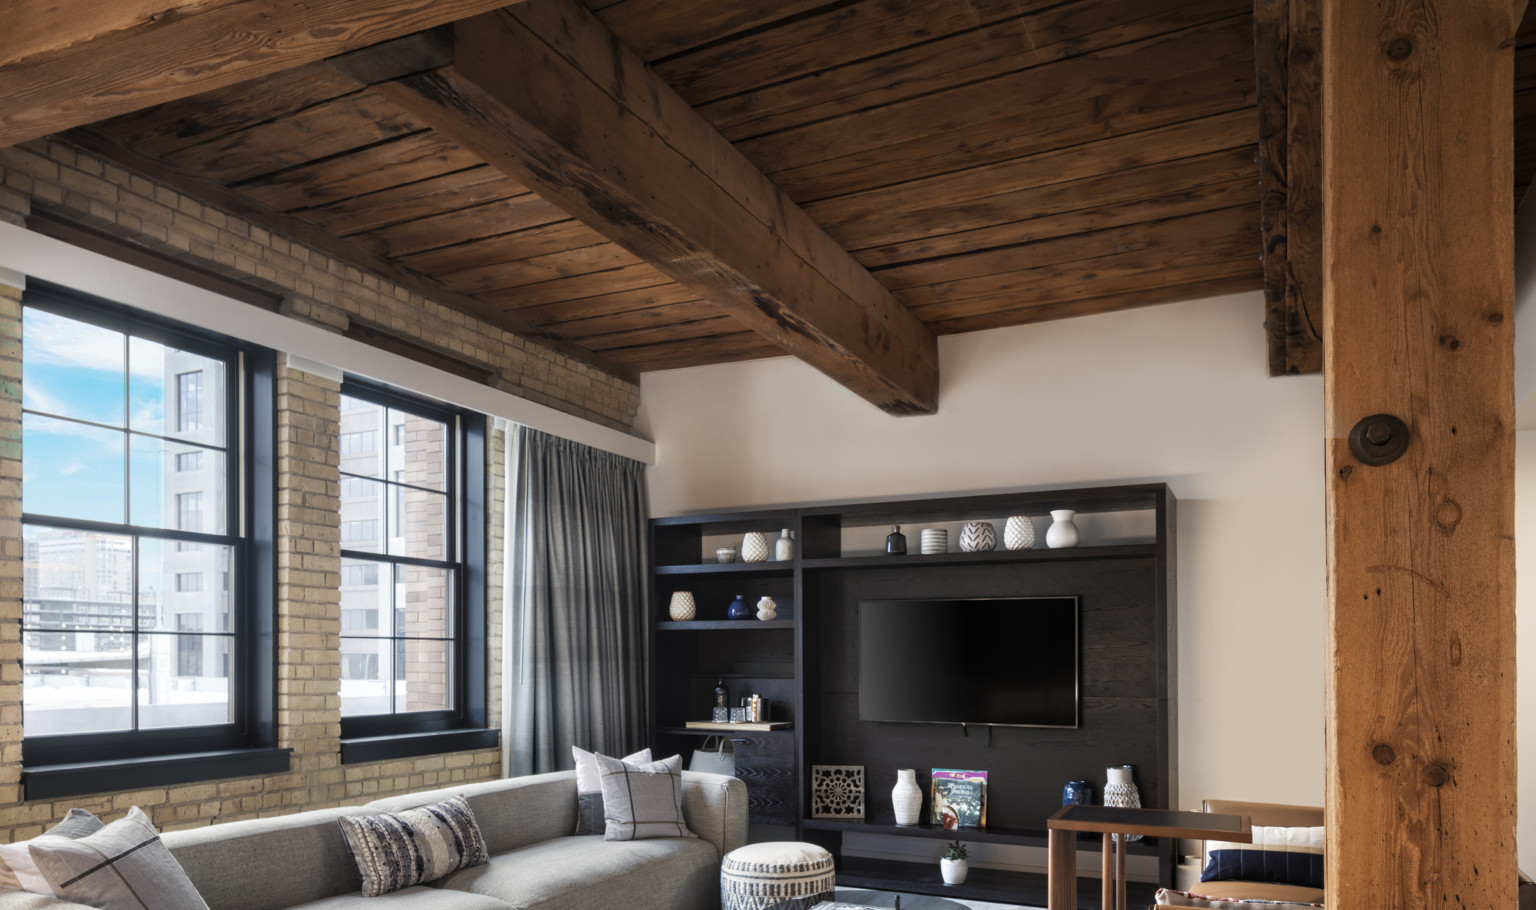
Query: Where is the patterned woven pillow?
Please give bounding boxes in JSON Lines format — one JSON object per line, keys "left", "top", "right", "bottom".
{"left": 595, "top": 752, "right": 697, "bottom": 841}
{"left": 0, "top": 806, "right": 209, "bottom": 909}
{"left": 1155, "top": 888, "right": 1323, "bottom": 908}
{"left": 338, "top": 796, "right": 489, "bottom": 897}
{"left": 572, "top": 745, "right": 651, "bottom": 835}
{"left": 1202, "top": 826, "right": 1324, "bottom": 889}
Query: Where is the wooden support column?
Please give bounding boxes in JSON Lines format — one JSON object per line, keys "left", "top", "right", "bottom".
{"left": 1323, "top": 0, "right": 1516, "bottom": 906}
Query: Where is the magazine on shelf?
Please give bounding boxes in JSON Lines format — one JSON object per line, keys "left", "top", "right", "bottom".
{"left": 931, "top": 768, "right": 988, "bottom": 828}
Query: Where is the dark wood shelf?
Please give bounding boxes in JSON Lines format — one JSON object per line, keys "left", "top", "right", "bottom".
{"left": 833, "top": 855, "right": 1158, "bottom": 909}
{"left": 659, "top": 725, "right": 796, "bottom": 737}
{"left": 657, "top": 620, "right": 795, "bottom": 630}
{"left": 799, "top": 484, "right": 1169, "bottom": 526}
{"left": 798, "top": 543, "right": 1156, "bottom": 570}
{"left": 802, "top": 817, "right": 1163, "bottom": 855}
{"left": 656, "top": 562, "right": 796, "bottom": 575}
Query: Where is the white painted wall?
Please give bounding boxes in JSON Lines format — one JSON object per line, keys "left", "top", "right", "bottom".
{"left": 1518, "top": 432, "right": 1536, "bottom": 874}
{"left": 638, "top": 291, "right": 1328, "bottom": 818}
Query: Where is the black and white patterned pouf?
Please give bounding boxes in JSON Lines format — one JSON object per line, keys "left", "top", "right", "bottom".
{"left": 720, "top": 842, "right": 836, "bottom": 910}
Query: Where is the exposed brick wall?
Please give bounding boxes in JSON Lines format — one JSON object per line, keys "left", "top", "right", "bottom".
{"left": 0, "top": 139, "right": 642, "bottom": 432}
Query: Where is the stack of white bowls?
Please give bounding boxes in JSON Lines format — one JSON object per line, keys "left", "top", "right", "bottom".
{"left": 920, "top": 528, "right": 948, "bottom": 555}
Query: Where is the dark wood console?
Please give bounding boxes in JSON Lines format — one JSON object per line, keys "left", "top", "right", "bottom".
{"left": 649, "top": 484, "right": 1177, "bottom": 906}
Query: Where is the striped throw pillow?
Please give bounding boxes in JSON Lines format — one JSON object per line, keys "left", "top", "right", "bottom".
{"left": 0, "top": 806, "right": 208, "bottom": 909}
{"left": 1202, "top": 825, "right": 1324, "bottom": 889}
{"left": 595, "top": 752, "right": 697, "bottom": 841}
{"left": 573, "top": 745, "right": 651, "bottom": 835}
{"left": 338, "top": 796, "right": 489, "bottom": 897}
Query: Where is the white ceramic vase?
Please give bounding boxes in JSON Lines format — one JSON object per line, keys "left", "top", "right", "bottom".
{"left": 1046, "top": 510, "right": 1080, "bottom": 549}
{"left": 756, "top": 596, "right": 777, "bottom": 621}
{"left": 774, "top": 528, "right": 794, "bottom": 562}
{"left": 742, "top": 531, "right": 769, "bottom": 563}
{"left": 892, "top": 769, "right": 922, "bottom": 825}
{"left": 1004, "top": 515, "right": 1035, "bottom": 550}
{"left": 959, "top": 521, "right": 996, "bottom": 552}
{"left": 940, "top": 858, "right": 968, "bottom": 885}
{"left": 668, "top": 591, "right": 696, "bottom": 621}
{"left": 920, "top": 528, "right": 948, "bottom": 555}
{"left": 1104, "top": 764, "right": 1142, "bottom": 842}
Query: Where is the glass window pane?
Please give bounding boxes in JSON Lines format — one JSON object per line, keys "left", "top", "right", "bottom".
{"left": 391, "top": 489, "right": 447, "bottom": 559}
{"left": 23, "top": 525, "right": 136, "bottom": 631}
{"left": 23, "top": 414, "right": 125, "bottom": 523}
{"left": 400, "top": 638, "right": 452, "bottom": 713}
{"left": 23, "top": 307, "right": 125, "bottom": 427}
{"left": 397, "top": 565, "right": 453, "bottom": 641}
{"left": 139, "top": 538, "right": 234, "bottom": 635}
{"left": 23, "top": 630, "right": 133, "bottom": 735}
{"left": 138, "top": 633, "right": 233, "bottom": 728}
{"left": 341, "top": 557, "right": 389, "bottom": 636}
{"left": 129, "top": 337, "right": 226, "bottom": 447}
{"left": 129, "top": 437, "right": 225, "bottom": 533}
{"left": 339, "top": 477, "right": 385, "bottom": 553}
{"left": 338, "top": 396, "right": 385, "bottom": 480}
{"left": 390, "top": 409, "right": 448, "bottom": 491}
{"left": 340, "top": 636, "right": 394, "bottom": 717}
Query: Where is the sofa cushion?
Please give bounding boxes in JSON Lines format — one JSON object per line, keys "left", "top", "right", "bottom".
{"left": 367, "top": 773, "right": 577, "bottom": 855}
{"left": 1202, "top": 826, "right": 1323, "bottom": 890}
{"left": 573, "top": 747, "right": 650, "bottom": 836}
{"left": 0, "top": 807, "right": 208, "bottom": 910}
{"left": 595, "top": 753, "right": 694, "bottom": 841}
{"left": 163, "top": 806, "right": 383, "bottom": 910}
{"left": 288, "top": 886, "right": 512, "bottom": 910}
{"left": 339, "top": 796, "right": 489, "bottom": 897}
{"left": 433, "top": 834, "right": 720, "bottom": 910}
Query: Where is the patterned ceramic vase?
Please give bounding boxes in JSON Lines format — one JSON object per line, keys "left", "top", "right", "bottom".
{"left": 774, "top": 529, "right": 794, "bottom": 562}
{"left": 1104, "top": 765, "right": 1142, "bottom": 842}
{"left": 742, "top": 532, "right": 769, "bottom": 563}
{"left": 716, "top": 546, "right": 738, "bottom": 564}
{"left": 668, "top": 591, "right": 696, "bottom": 621}
{"left": 1046, "top": 510, "right": 1080, "bottom": 549}
{"left": 920, "top": 528, "right": 948, "bottom": 555}
{"left": 959, "top": 521, "right": 996, "bottom": 552}
{"left": 756, "top": 596, "right": 777, "bottom": 621}
{"left": 892, "top": 769, "right": 922, "bottom": 825}
{"left": 728, "top": 595, "right": 751, "bottom": 620}
{"left": 1004, "top": 515, "right": 1036, "bottom": 550}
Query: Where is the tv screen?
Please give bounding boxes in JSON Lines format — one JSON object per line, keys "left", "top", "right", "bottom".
{"left": 859, "top": 596, "right": 1079, "bottom": 728}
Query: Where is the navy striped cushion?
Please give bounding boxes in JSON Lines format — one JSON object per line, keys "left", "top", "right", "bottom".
{"left": 1202, "top": 825, "right": 1324, "bottom": 890}
{"left": 338, "top": 796, "right": 488, "bottom": 897}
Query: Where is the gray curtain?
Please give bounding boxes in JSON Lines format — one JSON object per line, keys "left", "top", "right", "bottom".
{"left": 506, "top": 425, "right": 650, "bottom": 777}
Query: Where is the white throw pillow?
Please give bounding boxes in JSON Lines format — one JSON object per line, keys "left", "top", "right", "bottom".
{"left": 572, "top": 745, "right": 650, "bottom": 835}
{"left": 0, "top": 806, "right": 208, "bottom": 909}
{"left": 596, "top": 752, "right": 696, "bottom": 841}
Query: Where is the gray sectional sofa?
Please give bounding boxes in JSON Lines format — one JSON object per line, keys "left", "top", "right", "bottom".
{"left": 0, "top": 770, "right": 747, "bottom": 910}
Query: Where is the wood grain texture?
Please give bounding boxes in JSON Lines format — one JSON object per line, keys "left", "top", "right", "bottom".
{"left": 0, "top": 0, "right": 529, "bottom": 148}
{"left": 1322, "top": 0, "right": 1515, "bottom": 906}
{"left": 376, "top": 0, "right": 940, "bottom": 414}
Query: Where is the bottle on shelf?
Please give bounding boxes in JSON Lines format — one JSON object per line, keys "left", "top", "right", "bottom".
{"left": 886, "top": 525, "right": 907, "bottom": 556}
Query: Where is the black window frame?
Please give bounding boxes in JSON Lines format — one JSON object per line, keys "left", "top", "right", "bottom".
{"left": 336, "top": 378, "right": 488, "bottom": 760}
{"left": 19, "top": 282, "right": 284, "bottom": 794}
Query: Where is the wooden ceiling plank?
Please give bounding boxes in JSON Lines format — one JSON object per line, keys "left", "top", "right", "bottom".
{"left": 165, "top": 90, "right": 425, "bottom": 185}
{"left": 237, "top": 132, "right": 483, "bottom": 212}
{"left": 804, "top": 110, "right": 1254, "bottom": 243}
{"left": 590, "top": 0, "right": 833, "bottom": 62}
{"left": 0, "top": 0, "right": 531, "bottom": 148}
{"left": 479, "top": 263, "right": 681, "bottom": 311}
{"left": 86, "top": 62, "right": 365, "bottom": 158}
{"left": 437, "top": 243, "right": 647, "bottom": 295}
{"left": 297, "top": 167, "right": 527, "bottom": 238}
{"left": 350, "top": 193, "right": 570, "bottom": 259}
{"left": 700, "top": 0, "right": 1244, "bottom": 142}
{"left": 538, "top": 299, "right": 729, "bottom": 338}
{"left": 600, "top": 331, "right": 786, "bottom": 371}
{"left": 394, "top": 220, "right": 607, "bottom": 274}
{"left": 831, "top": 146, "right": 1257, "bottom": 264}
{"left": 769, "top": 62, "right": 1256, "bottom": 203}
{"left": 2, "top": 0, "right": 238, "bottom": 67}
{"left": 371, "top": 0, "right": 939, "bottom": 414}
{"left": 741, "top": 15, "right": 1252, "bottom": 179}
{"left": 580, "top": 314, "right": 754, "bottom": 349}
{"left": 509, "top": 284, "right": 704, "bottom": 325}
{"left": 1255, "top": 0, "right": 1323, "bottom": 376}
{"left": 62, "top": 129, "right": 638, "bottom": 384}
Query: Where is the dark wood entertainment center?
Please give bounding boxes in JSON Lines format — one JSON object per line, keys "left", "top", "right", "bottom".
{"left": 650, "top": 484, "right": 1176, "bottom": 907}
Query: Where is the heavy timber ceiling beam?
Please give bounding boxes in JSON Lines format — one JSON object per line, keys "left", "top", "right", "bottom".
{"left": 343, "top": 0, "right": 939, "bottom": 415}
{"left": 0, "top": 0, "right": 527, "bottom": 149}
{"left": 1323, "top": 0, "right": 1515, "bottom": 905}
{"left": 1254, "top": 0, "right": 1323, "bottom": 376}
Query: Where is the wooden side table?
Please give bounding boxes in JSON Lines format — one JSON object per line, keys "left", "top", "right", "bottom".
{"left": 1045, "top": 805, "right": 1251, "bottom": 910}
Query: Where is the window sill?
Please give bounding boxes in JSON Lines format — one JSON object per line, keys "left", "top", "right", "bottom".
{"left": 340, "top": 728, "right": 500, "bottom": 765}
{"left": 22, "top": 747, "right": 292, "bottom": 801}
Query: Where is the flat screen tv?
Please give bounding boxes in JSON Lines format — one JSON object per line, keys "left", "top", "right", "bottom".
{"left": 859, "top": 596, "right": 1079, "bottom": 728}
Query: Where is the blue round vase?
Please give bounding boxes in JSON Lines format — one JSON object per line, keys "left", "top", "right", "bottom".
{"left": 727, "top": 595, "right": 751, "bottom": 620}
{"left": 1062, "top": 780, "right": 1092, "bottom": 807}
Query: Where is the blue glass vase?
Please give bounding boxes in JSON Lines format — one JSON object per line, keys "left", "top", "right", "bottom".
{"left": 727, "top": 595, "right": 751, "bottom": 620}
{"left": 1062, "top": 780, "right": 1092, "bottom": 807}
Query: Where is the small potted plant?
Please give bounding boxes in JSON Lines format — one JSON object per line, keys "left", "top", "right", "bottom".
{"left": 940, "top": 840, "right": 969, "bottom": 885}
